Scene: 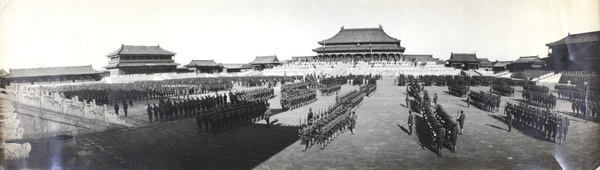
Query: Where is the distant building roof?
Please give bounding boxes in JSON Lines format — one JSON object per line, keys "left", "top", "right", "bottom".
{"left": 447, "top": 53, "right": 480, "bottom": 62}
{"left": 513, "top": 56, "right": 544, "bottom": 64}
{"left": 251, "top": 55, "right": 281, "bottom": 64}
{"left": 9, "top": 65, "right": 100, "bottom": 78}
{"left": 107, "top": 44, "right": 176, "bottom": 57}
{"left": 292, "top": 56, "right": 316, "bottom": 59}
{"left": 0, "top": 69, "right": 8, "bottom": 77}
{"left": 222, "top": 63, "right": 252, "bottom": 69}
{"left": 404, "top": 54, "right": 434, "bottom": 61}
{"left": 546, "top": 31, "right": 600, "bottom": 46}
{"left": 478, "top": 58, "right": 493, "bottom": 67}
{"left": 318, "top": 26, "right": 401, "bottom": 45}
{"left": 184, "top": 60, "right": 220, "bottom": 67}
{"left": 492, "top": 61, "right": 512, "bottom": 67}
{"left": 104, "top": 62, "right": 180, "bottom": 68}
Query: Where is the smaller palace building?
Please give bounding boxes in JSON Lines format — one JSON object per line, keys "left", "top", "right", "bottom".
{"left": 7, "top": 65, "right": 102, "bottom": 85}
{"left": 507, "top": 56, "right": 545, "bottom": 72}
{"left": 250, "top": 55, "right": 281, "bottom": 71}
{"left": 446, "top": 53, "right": 480, "bottom": 70}
{"left": 185, "top": 60, "right": 222, "bottom": 73}
{"left": 312, "top": 26, "right": 406, "bottom": 62}
{"left": 104, "top": 44, "right": 180, "bottom": 76}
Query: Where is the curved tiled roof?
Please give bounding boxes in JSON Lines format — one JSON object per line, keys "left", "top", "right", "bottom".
{"left": 312, "top": 45, "right": 405, "bottom": 53}
{"left": 513, "top": 56, "right": 545, "bottom": 64}
{"left": 107, "top": 44, "right": 176, "bottom": 57}
{"left": 104, "top": 62, "right": 180, "bottom": 69}
{"left": 9, "top": 65, "right": 100, "bottom": 78}
{"left": 447, "top": 53, "right": 479, "bottom": 62}
{"left": 185, "top": 60, "right": 220, "bottom": 67}
{"left": 222, "top": 64, "right": 252, "bottom": 69}
{"left": 0, "top": 69, "right": 8, "bottom": 77}
{"left": 318, "top": 26, "right": 401, "bottom": 45}
{"left": 546, "top": 31, "right": 600, "bottom": 46}
{"left": 478, "top": 58, "right": 493, "bottom": 67}
{"left": 251, "top": 56, "right": 281, "bottom": 64}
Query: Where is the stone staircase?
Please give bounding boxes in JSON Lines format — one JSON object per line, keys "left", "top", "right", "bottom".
{"left": 537, "top": 73, "right": 562, "bottom": 83}
{"left": 330, "top": 63, "right": 350, "bottom": 76}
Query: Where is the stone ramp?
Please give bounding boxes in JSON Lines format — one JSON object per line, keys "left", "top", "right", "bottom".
{"left": 538, "top": 73, "right": 562, "bottom": 83}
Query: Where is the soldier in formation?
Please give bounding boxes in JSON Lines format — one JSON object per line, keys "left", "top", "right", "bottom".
{"left": 522, "top": 84, "right": 557, "bottom": 108}
{"left": 196, "top": 101, "right": 269, "bottom": 134}
{"left": 299, "top": 89, "right": 366, "bottom": 151}
{"left": 467, "top": 90, "right": 501, "bottom": 112}
{"left": 504, "top": 102, "right": 569, "bottom": 143}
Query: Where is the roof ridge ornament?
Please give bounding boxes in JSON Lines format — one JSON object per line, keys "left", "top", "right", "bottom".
{"left": 379, "top": 25, "right": 382, "bottom": 29}
{"left": 341, "top": 26, "right": 344, "bottom": 30}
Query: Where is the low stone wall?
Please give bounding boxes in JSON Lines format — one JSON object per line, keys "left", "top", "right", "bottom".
{"left": 12, "top": 85, "right": 126, "bottom": 126}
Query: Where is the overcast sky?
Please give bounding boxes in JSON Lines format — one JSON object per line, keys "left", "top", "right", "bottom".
{"left": 0, "top": 0, "right": 598, "bottom": 71}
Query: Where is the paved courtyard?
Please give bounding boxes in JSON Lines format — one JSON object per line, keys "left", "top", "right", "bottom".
{"left": 9, "top": 77, "right": 600, "bottom": 169}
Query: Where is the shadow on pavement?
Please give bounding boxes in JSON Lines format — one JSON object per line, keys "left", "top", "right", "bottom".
{"left": 555, "top": 110, "right": 599, "bottom": 123}
{"left": 488, "top": 114, "right": 552, "bottom": 143}
{"left": 485, "top": 123, "right": 508, "bottom": 132}
{"left": 414, "top": 115, "right": 438, "bottom": 155}
{"left": 11, "top": 121, "right": 301, "bottom": 170}
{"left": 397, "top": 124, "right": 410, "bottom": 135}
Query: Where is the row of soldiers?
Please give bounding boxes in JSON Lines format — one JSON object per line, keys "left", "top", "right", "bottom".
{"left": 521, "top": 90, "right": 557, "bottom": 108}
{"left": 504, "top": 102, "right": 569, "bottom": 144}
{"left": 281, "top": 89, "right": 317, "bottom": 110}
{"left": 230, "top": 87, "right": 275, "bottom": 104}
{"left": 196, "top": 101, "right": 269, "bottom": 134}
{"left": 146, "top": 93, "right": 230, "bottom": 123}
{"left": 523, "top": 84, "right": 549, "bottom": 94}
{"left": 359, "top": 83, "right": 377, "bottom": 96}
{"left": 491, "top": 83, "right": 515, "bottom": 97}
{"left": 281, "top": 82, "right": 317, "bottom": 110}
{"left": 299, "top": 89, "right": 365, "bottom": 151}
{"left": 448, "top": 83, "right": 469, "bottom": 97}
{"left": 467, "top": 90, "right": 501, "bottom": 112}
{"left": 555, "top": 84, "right": 599, "bottom": 102}
{"left": 302, "top": 104, "right": 355, "bottom": 150}
{"left": 50, "top": 77, "right": 236, "bottom": 105}
{"left": 571, "top": 101, "right": 599, "bottom": 122}
{"left": 420, "top": 104, "right": 460, "bottom": 155}
{"left": 319, "top": 84, "right": 341, "bottom": 96}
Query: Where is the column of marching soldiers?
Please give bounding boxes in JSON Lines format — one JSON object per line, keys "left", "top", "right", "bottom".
{"left": 397, "top": 73, "right": 578, "bottom": 155}
{"left": 280, "top": 82, "right": 318, "bottom": 110}
{"left": 401, "top": 75, "right": 462, "bottom": 156}
{"left": 192, "top": 87, "right": 276, "bottom": 134}
{"left": 298, "top": 76, "right": 378, "bottom": 151}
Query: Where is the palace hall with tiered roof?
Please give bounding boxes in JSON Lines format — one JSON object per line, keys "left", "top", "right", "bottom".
{"left": 311, "top": 25, "right": 406, "bottom": 62}
{"left": 104, "top": 44, "right": 180, "bottom": 76}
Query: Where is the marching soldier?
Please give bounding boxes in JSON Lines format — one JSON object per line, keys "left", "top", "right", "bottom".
{"left": 563, "top": 116, "right": 570, "bottom": 141}
{"left": 308, "top": 108, "right": 314, "bottom": 125}
{"left": 405, "top": 94, "right": 410, "bottom": 109}
{"left": 114, "top": 103, "right": 119, "bottom": 116}
{"left": 153, "top": 104, "right": 159, "bottom": 122}
{"left": 457, "top": 110, "right": 465, "bottom": 134}
{"left": 265, "top": 105, "right": 272, "bottom": 128}
{"left": 122, "top": 100, "right": 128, "bottom": 117}
{"left": 408, "top": 111, "right": 414, "bottom": 135}
{"left": 505, "top": 104, "right": 513, "bottom": 132}
{"left": 436, "top": 124, "right": 445, "bottom": 156}
{"left": 147, "top": 104, "right": 153, "bottom": 123}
